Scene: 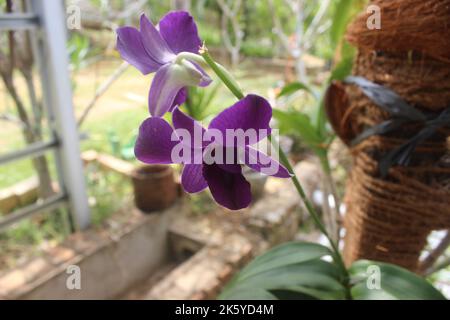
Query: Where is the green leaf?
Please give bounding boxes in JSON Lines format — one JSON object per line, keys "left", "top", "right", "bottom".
{"left": 237, "top": 242, "right": 332, "bottom": 281}
{"left": 312, "top": 97, "right": 328, "bottom": 142}
{"left": 221, "top": 260, "right": 346, "bottom": 300}
{"left": 330, "top": 56, "right": 354, "bottom": 82}
{"left": 202, "top": 83, "right": 220, "bottom": 111}
{"left": 183, "top": 82, "right": 220, "bottom": 121}
{"left": 349, "top": 260, "right": 446, "bottom": 300}
{"left": 272, "top": 285, "right": 345, "bottom": 300}
{"left": 219, "top": 242, "right": 347, "bottom": 300}
{"left": 277, "top": 82, "right": 317, "bottom": 99}
{"left": 221, "top": 289, "right": 278, "bottom": 300}
{"left": 273, "top": 108, "right": 329, "bottom": 157}
{"left": 330, "top": 0, "right": 354, "bottom": 50}
{"left": 273, "top": 109, "right": 323, "bottom": 148}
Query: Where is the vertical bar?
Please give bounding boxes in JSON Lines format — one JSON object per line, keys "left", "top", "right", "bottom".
{"left": 30, "top": 0, "right": 91, "bottom": 229}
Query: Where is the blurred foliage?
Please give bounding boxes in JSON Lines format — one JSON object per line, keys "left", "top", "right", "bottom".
{"left": 220, "top": 242, "right": 446, "bottom": 300}
{"left": 241, "top": 41, "right": 274, "bottom": 59}
{"left": 190, "top": 191, "right": 215, "bottom": 216}
{"left": 85, "top": 164, "right": 132, "bottom": 226}
{"left": 0, "top": 208, "right": 71, "bottom": 269}
{"left": 68, "top": 33, "right": 90, "bottom": 71}
{"left": 273, "top": 0, "right": 360, "bottom": 166}
{"left": 182, "top": 82, "right": 221, "bottom": 121}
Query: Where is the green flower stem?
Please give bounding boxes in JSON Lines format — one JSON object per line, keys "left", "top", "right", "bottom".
{"left": 268, "top": 136, "right": 344, "bottom": 269}
{"left": 274, "top": 138, "right": 350, "bottom": 298}
{"left": 201, "top": 46, "right": 349, "bottom": 281}
{"left": 200, "top": 47, "right": 244, "bottom": 100}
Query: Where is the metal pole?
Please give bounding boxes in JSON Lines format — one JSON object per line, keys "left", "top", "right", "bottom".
{"left": 0, "top": 139, "right": 57, "bottom": 165}
{"left": 0, "top": 193, "right": 67, "bottom": 233}
{"left": 31, "top": 0, "right": 91, "bottom": 229}
{"left": 0, "top": 13, "right": 39, "bottom": 30}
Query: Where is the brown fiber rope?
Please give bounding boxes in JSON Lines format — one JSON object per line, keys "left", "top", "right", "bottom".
{"left": 346, "top": 0, "right": 450, "bottom": 64}
{"left": 334, "top": 0, "right": 450, "bottom": 271}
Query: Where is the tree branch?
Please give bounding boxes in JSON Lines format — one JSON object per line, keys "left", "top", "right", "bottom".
{"left": 77, "top": 62, "right": 130, "bottom": 127}
{"left": 217, "top": 0, "right": 243, "bottom": 66}
{"left": 420, "top": 231, "right": 450, "bottom": 275}
{"left": 267, "top": 0, "right": 291, "bottom": 52}
{"left": 0, "top": 113, "right": 26, "bottom": 127}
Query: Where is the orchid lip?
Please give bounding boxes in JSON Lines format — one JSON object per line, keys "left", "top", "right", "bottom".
{"left": 180, "top": 59, "right": 204, "bottom": 83}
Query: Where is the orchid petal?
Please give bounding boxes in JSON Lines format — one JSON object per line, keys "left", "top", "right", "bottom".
{"left": 139, "top": 14, "right": 175, "bottom": 65}
{"left": 208, "top": 94, "right": 272, "bottom": 147}
{"left": 158, "top": 11, "right": 202, "bottom": 54}
{"left": 169, "top": 88, "right": 187, "bottom": 112}
{"left": 203, "top": 163, "right": 251, "bottom": 210}
{"left": 172, "top": 107, "right": 207, "bottom": 149}
{"left": 241, "top": 146, "right": 291, "bottom": 178}
{"left": 181, "top": 59, "right": 211, "bottom": 87}
{"left": 192, "top": 62, "right": 212, "bottom": 87}
{"left": 181, "top": 164, "right": 208, "bottom": 193}
{"left": 116, "top": 27, "right": 160, "bottom": 74}
{"left": 149, "top": 62, "right": 208, "bottom": 117}
{"left": 204, "top": 145, "right": 242, "bottom": 173}
{"left": 217, "top": 163, "right": 242, "bottom": 173}
{"left": 134, "top": 117, "right": 179, "bottom": 164}
{"left": 148, "top": 64, "right": 185, "bottom": 117}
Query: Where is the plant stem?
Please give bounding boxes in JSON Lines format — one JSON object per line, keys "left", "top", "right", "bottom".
{"left": 201, "top": 47, "right": 348, "bottom": 279}
{"left": 200, "top": 47, "right": 244, "bottom": 100}
{"left": 320, "top": 154, "right": 341, "bottom": 245}
{"left": 270, "top": 136, "right": 344, "bottom": 270}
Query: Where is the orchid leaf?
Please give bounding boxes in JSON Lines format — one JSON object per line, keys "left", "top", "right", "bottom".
{"left": 346, "top": 78, "right": 450, "bottom": 175}
{"left": 220, "top": 242, "right": 346, "bottom": 300}
{"left": 237, "top": 242, "right": 333, "bottom": 281}
{"left": 349, "top": 260, "right": 446, "bottom": 300}
{"left": 273, "top": 109, "right": 324, "bottom": 149}
{"left": 221, "top": 289, "right": 278, "bottom": 300}
{"left": 220, "top": 242, "right": 445, "bottom": 300}
{"left": 330, "top": 0, "right": 354, "bottom": 50}
{"left": 330, "top": 55, "right": 354, "bottom": 82}
{"left": 344, "top": 76, "right": 426, "bottom": 122}
{"left": 278, "top": 82, "right": 317, "bottom": 100}
{"left": 184, "top": 82, "right": 220, "bottom": 120}
{"left": 351, "top": 119, "right": 409, "bottom": 147}
{"left": 378, "top": 126, "right": 436, "bottom": 176}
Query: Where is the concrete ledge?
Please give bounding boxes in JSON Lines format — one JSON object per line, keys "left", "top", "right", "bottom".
{"left": 0, "top": 204, "right": 178, "bottom": 299}
{"left": 246, "top": 178, "right": 301, "bottom": 248}
{"left": 146, "top": 173, "right": 303, "bottom": 300}
{"left": 1, "top": 161, "right": 306, "bottom": 300}
{"left": 147, "top": 234, "right": 252, "bottom": 300}
{"left": 0, "top": 177, "right": 39, "bottom": 214}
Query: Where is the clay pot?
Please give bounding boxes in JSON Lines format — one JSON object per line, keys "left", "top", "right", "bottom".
{"left": 131, "top": 165, "right": 178, "bottom": 213}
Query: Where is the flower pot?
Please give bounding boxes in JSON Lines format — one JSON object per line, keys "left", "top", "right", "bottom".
{"left": 131, "top": 165, "right": 178, "bottom": 213}
{"left": 243, "top": 167, "right": 268, "bottom": 201}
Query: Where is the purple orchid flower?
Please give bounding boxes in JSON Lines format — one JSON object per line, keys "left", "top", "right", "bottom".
{"left": 134, "top": 94, "right": 291, "bottom": 210}
{"left": 116, "top": 11, "right": 212, "bottom": 117}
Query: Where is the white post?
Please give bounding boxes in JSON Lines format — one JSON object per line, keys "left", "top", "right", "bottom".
{"left": 31, "top": 0, "right": 91, "bottom": 229}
